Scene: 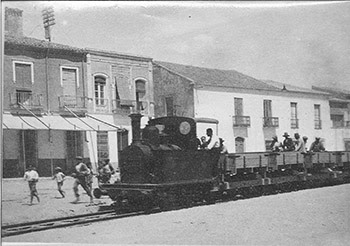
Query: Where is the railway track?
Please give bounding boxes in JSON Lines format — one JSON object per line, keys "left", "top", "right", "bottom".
{"left": 1, "top": 209, "right": 145, "bottom": 237}
{"left": 3, "top": 177, "right": 349, "bottom": 238}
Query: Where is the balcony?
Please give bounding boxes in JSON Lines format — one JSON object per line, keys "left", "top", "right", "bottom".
{"left": 314, "top": 120, "right": 322, "bottom": 129}
{"left": 232, "top": 116, "right": 251, "bottom": 127}
{"left": 95, "top": 98, "right": 110, "bottom": 113}
{"left": 291, "top": 118, "right": 299, "bottom": 129}
{"left": 263, "top": 117, "right": 279, "bottom": 127}
{"left": 332, "top": 120, "right": 350, "bottom": 128}
{"left": 9, "top": 91, "right": 44, "bottom": 111}
{"left": 111, "top": 99, "right": 149, "bottom": 115}
{"left": 58, "top": 96, "right": 87, "bottom": 113}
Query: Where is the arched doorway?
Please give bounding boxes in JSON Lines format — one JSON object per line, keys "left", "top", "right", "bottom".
{"left": 235, "top": 137, "right": 245, "bottom": 153}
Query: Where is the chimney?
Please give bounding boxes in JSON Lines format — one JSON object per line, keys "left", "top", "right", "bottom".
{"left": 5, "top": 7, "right": 23, "bottom": 37}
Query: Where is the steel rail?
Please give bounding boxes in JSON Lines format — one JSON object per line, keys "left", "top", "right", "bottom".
{"left": 1, "top": 209, "right": 144, "bottom": 237}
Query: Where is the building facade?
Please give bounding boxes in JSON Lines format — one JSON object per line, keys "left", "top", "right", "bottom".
{"left": 312, "top": 86, "right": 350, "bottom": 151}
{"left": 85, "top": 48, "right": 154, "bottom": 169}
{"left": 153, "top": 61, "right": 344, "bottom": 153}
{"left": 3, "top": 8, "right": 120, "bottom": 177}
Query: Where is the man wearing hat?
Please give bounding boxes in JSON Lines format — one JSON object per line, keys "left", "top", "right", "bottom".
{"left": 72, "top": 156, "right": 93, "bottom": 203}
{"left": 282, "top": 132, "right": 295, "bottom": 151}
{"left": 309, "top": 137, "right": 325, "bottom": 152}
{"left": 270, "top": 136, "right": 281, "bottom": 152}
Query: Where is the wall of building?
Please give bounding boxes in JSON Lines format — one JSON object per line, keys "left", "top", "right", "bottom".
{"left": 194, "top": 88, "right": 334, "bottom": 152}
{"left": 153, "top": 64, "right": 194, "bottom": 118}
{"left": 4, "top": 45, "right": 86, "bottom": 113}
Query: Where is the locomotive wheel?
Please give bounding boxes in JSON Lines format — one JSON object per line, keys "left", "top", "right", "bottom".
{"left": 93, "top": 188, "right": 102, "bottom": 199}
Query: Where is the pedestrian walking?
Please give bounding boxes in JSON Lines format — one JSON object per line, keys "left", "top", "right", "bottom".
{"left": 72, "top": 156, "right": 93, "bottom": 204}
{"left": 23, "top": 166, "right": 40, "bottom": 205}
{"left": 52, "top": 167, "right": 66, "bottom": 198}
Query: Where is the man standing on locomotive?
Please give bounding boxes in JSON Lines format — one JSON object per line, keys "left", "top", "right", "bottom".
{"left": 205, "top": 128, "right": 220, "bottom": 150}
{"left": 72, "top": 156, "right": 93, "bottom": 204}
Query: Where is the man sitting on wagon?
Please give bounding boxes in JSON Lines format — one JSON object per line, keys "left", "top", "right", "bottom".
{"left": 309, "top": 137, "right": 325, "bottom": 152}
{"left": 282, "top": 132, "right": 295, "bottom": 151}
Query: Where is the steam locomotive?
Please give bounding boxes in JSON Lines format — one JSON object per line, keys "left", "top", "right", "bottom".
{"left": 100, "top": 114, "right": 350, "bottom": 212}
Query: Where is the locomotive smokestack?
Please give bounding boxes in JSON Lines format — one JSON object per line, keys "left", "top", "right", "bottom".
{"left": 129, "top": 113, "right": 143, "bottom": 143}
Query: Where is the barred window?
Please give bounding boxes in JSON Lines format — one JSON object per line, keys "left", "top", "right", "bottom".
{"left": 97, "top": 131, "right": 109, "bottom": 160}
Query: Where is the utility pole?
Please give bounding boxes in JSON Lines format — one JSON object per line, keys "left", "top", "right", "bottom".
{"left": 42, "top": 7, "right": 55, "bottom": 41}
{"left": 42, "top": 7, "right": 55, "bottom": 175}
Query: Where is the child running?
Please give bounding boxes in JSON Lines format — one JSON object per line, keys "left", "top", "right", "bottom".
{"left": 52, "top": 167, "right": 66, "bottom": 198}
{"left": 24, "top": 166, "right": 40, "bottom": 205}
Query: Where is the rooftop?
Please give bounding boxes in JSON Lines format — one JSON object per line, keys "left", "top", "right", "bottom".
{"left": 5, "top": 35, "right": 85, "bottom": 53}
{"left": 155, "top": 61, "right": 278, "bottom": 91}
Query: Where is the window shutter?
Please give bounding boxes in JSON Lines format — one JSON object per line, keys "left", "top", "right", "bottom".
{"left": 112, "top": 66, "right": 133, "bottom": 105}
{"left": 15, "top": 63, "right": 32, "bottom": 88}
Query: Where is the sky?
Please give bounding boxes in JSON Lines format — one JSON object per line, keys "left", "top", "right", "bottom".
{"left": 3, "top": 1, "right": 350, "bottom": 90}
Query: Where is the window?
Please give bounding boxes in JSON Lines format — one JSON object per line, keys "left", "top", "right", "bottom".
{"left": 291, "top": 102, "right": 298, "bottom": 128}
{"left": 94, "top": 76, "right": 106, "bottom": 106}
{"left": 263, "top": 100, "right": 278, "bottom": 127}
{"left": 16, "top": 89, "right": 32, "bottom": 105}
{"left": 165, "top": 96, "right": 174, "bottom": 116}
{"left": 117, "top": 130, "right": 129, "bottom": 152}
{"left": 13, "top": 61, "right": 34, "bottom": 87}
{"left": 135, "top": 80, "right": 146, "bottom": 111}
{"left": 331, "top": 115, "right": 344, "bottom": 128}
{"left": 97, "top": 131, "right": 109, "bottom": 160}
{"left": 60, "top": 67, "right": 79, "bottom": 107}
{"left": 135, "top": 80, "right": 146, "bottom": 101}
{"left": 235, "top": 137, "right": 245, "bottom": 153}
{"left": 314, "top": 104, "right": 321, "bottom": 129}
{"left": 234, "top": 98, "right": 243, "bottom": 116}
{"left": 263, "top": 100, "right": 272, "bottom": 118}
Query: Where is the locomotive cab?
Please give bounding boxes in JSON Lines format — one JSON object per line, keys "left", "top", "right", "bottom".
{"left": 118, "top": 116, "right": 220, "bottom": 184}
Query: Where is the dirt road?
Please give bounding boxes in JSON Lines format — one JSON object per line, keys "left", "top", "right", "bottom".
{"left": 3, "top": 183, "right": 350, "bottom": 245}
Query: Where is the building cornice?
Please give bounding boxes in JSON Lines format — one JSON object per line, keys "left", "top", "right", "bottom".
{"left": 86, "top": 48, "right": 152, "bottom": 62}
{"left": 195, "top": 84, "right": 331, "bottom": 99}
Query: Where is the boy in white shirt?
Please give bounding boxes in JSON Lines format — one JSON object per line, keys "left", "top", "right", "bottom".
{"left": 52, "top": 167, "right": 66, "bottom": 198}
{"left": 24, "top": 166, "right": 40, "bottom": 205}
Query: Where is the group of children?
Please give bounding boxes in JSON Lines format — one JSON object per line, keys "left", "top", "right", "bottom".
{"left": 23, "top": 158, "right": 118, "bottom": 205}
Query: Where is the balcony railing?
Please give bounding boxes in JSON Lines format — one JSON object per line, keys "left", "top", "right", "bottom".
{"left": 232, "top": 116, "right": 251, "bottom": 127}
{"left": 291, "top": 118, "right": 299, "bottom": 129}
{"left": 9, "top": 92, "right": 43, "bottom": 109}
{"left": 332, "top": 120, "right": 350, "bottom": 128}
{"left": 111, "top": 99, "right": 149, "bottom": 115}
{"left": 314, "top": 119, "right": 322, "bottom": 129}
{"left": 95, "top": 98, "right": 110, "bottom": 113}
{"left": 58, "top": 96, "right": 87, "bottom": 111}
{"left": 263, "top": 117, "right": 279, "bottom": 127}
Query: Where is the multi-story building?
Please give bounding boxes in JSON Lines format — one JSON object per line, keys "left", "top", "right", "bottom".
{"left": 3, "top": 8, "right": 155, "bottom": 177}
{"left": 312, "top": 86, "right": 350, "bottom": 151}
{"left": 153, "top": 61, "right": 342, "bottom": 152}
{"left": 85, "top": 48, "right": 154, "bottom": 166}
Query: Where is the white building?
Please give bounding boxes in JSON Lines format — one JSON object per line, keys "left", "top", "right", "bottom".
{"left": 154, "top": 61, "right": 347, "bottom": 152}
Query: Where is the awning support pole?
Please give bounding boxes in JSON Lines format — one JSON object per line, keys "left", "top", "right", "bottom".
{"left": 18, "top": 103, "right": 50, "bottom": 129}
{"left": 64, "top": 106, "right": 96, "bottom": 131}
{"left": 86, "top": 114, "right": 121, "bottom": 131}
